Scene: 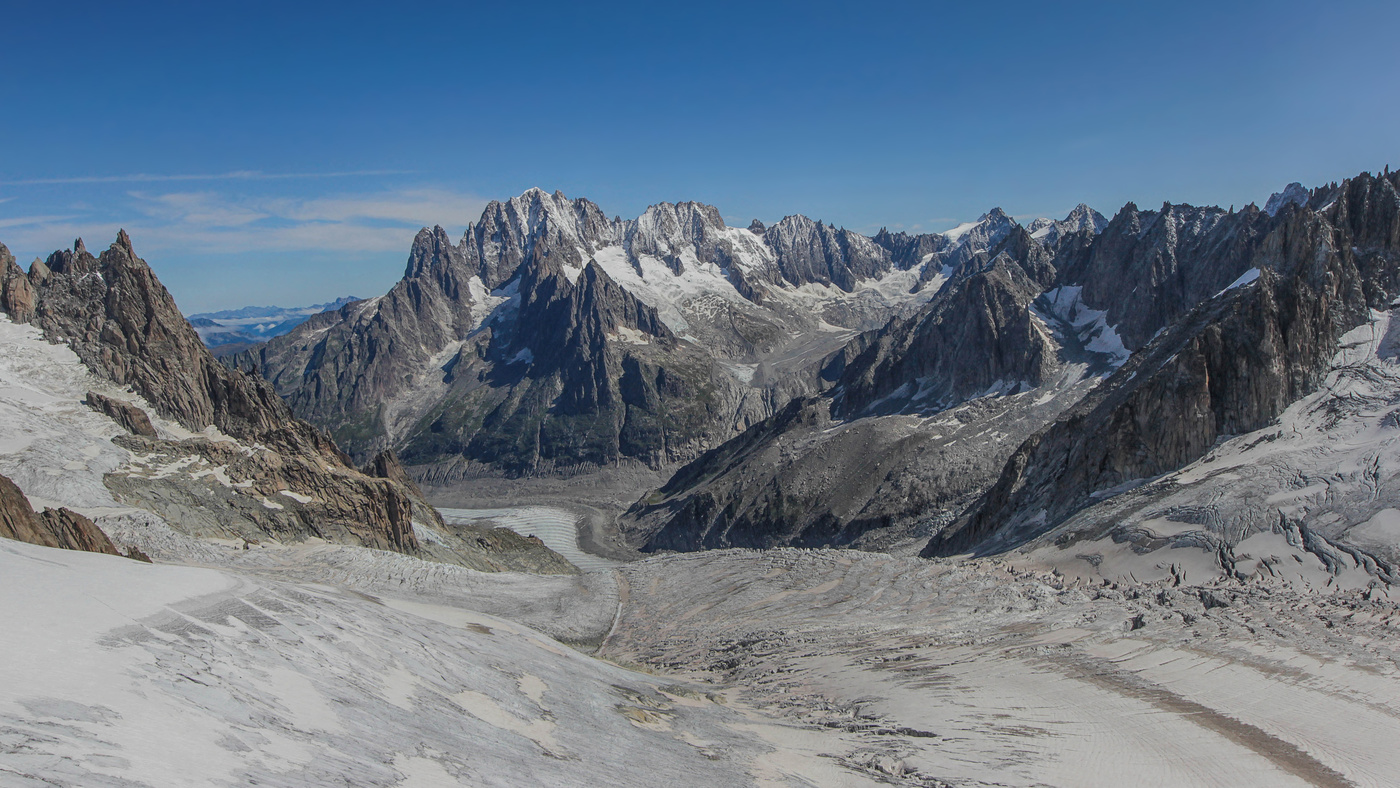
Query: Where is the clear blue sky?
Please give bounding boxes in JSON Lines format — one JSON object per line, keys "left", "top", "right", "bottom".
{"left": 2, "top": 0, "right": 1397, "bottom": 313}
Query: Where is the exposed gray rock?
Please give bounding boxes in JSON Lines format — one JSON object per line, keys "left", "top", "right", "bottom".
{"left": 1028, "top": 203, "right": 1109, "bottom": 245}
{"left": 1264, "top": 182, "right": 1309, "bottom": 217}
{"left": 621, "top": 241, "right": 1095, "bottom": 552}
{"left": 833, "top": 251, "right": 1058, "bottom": 419}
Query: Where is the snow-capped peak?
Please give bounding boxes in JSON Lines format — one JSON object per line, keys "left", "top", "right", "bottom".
{"left": 1029, "top": 204, "right": 1109, "bottom": 243}
{"left": 1264, "top": 182, "right": 1310, "bottom": 217}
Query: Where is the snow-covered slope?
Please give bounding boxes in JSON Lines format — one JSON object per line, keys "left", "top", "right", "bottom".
{"left": 0, "top": 539, "right": 775, "bottom": 787}
{"left": 1022, "top": 305, "right": 1400, "bottom": 587}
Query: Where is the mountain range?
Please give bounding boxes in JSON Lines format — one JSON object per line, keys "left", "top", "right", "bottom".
{"left": 223, "top": 171, "right": 1400, "bottom": 586}
{"left": 3, "top": 171, "right": 1400, "bottom": 786}
{"left": 188, "top": 296, "right": 360, "bottom": 356}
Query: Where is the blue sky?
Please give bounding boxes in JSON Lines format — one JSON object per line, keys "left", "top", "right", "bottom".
{"left": 2, "top": 0, "right": 1397, "bottom": 313}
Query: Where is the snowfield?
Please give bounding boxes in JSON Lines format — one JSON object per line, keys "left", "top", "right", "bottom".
{"left": 4, "top": 263, "right": 1400, "bottom": 785}
{"left": 0, "top": 540, "right": 779, "bottom": 788}
{"left": 438, "top": 506, "right": 622, "bottom": 573}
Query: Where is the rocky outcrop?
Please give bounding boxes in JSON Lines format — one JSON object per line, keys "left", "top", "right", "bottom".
{"left": 1051, "top": 201, "right": 1274, "bottom": 351}
{"left": 927, "top": 171, "right": 1400, "bottom": 557}
{"left": 0, "top": 471, "right": 125, "bottom": 556}
{"left": 85, "top": 391, "right": 157, "bottom": 437}
{"left": 15, "top": 231, "right": 298, "bottom": 440}
{"left": 104, "top": 433, "right": 417, "bottom": 551}
{"left": 1, "top": 232, "right": 427, "bottom": 555}
{"left": 0, "top": 244, "right": 36, "bottom": 323}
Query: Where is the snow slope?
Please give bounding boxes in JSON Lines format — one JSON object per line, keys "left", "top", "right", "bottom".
{"left": 0, "top": 539, "right": 781, "bottom": 787}
{"left": 438, "top": 506, "right": 622, "bottom": 573}
{"left": 1021, "top": 306, "right": 1400, "bottom": 588}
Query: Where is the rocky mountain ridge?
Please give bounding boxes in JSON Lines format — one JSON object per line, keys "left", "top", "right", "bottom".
{"left": 929, "top": 170, "right": 1400, "bottom": 563}
{"left": 0, "top": 233, "right": 573, "bottom": 572}
{"left": 235, "top": 189, "right": 1091, "bottom": 483}
{"left": 623, "top": 170, "right": 1400, "bottom": 579}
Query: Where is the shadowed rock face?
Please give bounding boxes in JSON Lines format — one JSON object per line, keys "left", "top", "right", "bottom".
{"left": 0, "top": 233, "right": 425, "bottom": 555}
{"left": 928, "top": 171, "right": 1400, "bottom": 557}
{"left": 0, "top": 471, "right": 123, "bottom": 556}
{"left": 402, "top": 258, "right": 742, "bottom": 475}
{"left": 761, "top": 215, "right": 896, "bottom": 291}
{"left": 833, "top": 248, "right": 1058, "bottom": 419}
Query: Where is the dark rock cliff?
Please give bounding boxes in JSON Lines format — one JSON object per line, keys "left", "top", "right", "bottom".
{"left": 404, "top": 256, "right": 739, "bottom": 475}
{"left": 833, "top": 250, "right": 1058, "bottom": 419}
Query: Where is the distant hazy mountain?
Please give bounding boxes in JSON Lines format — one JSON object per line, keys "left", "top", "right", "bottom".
{"left": 187, "top": 296, "right": 359, "bottom": 354}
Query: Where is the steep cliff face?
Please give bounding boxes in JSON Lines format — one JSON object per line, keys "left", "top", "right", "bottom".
{"left": 833, "top": 250, "right": 1059, "bottom": 418}
{"left": 0, "top": 233, "right": 425, "bottom": 555}
{"left": 1052, "top": 201, "right": 1274, "bottom": 351}
{"left": 16, "top": 232, "right": 299, "bottom": 442}
{"left": 927, "top": 171, "right": 1400, "bottom": 557}
{"left": 237, "top": 225, "right": 482, "bottom": 446}
{"left": 401, "top": 257, "right": 743, "bottom": 475}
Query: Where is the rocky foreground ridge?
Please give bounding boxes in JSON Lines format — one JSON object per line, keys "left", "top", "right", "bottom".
{"left": 0, "top": 471, "right": 135, "bottom": 558}
{"left": 0, "top": 234, "right": 572, "bottom": 572}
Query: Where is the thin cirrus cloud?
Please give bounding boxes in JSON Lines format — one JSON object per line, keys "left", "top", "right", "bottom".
{"left": 1, "top": 188, "right": 489, "bottom": 259}
{"left": 0, "top": 169, "right": 414, "bottom": 186}
{"left": 0, "top": 214, "right": 79, "bottom": 230}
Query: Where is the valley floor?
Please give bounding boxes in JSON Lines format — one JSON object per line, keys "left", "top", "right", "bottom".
{"left": 4, "top": 506, "right": 1399, "bottom": 787}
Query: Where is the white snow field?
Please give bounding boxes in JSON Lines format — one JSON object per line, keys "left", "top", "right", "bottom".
{"left": 604, "top": 549, "right": 1400, "bottom": 788}
{"left": 3, "top": 309, "right": 1400, "bottom": 786}
{"left": 0, "top": 539, "right": 781, "bottom": 788}
{"left": 437, "top": 506, "right": 622, "bottom": 572}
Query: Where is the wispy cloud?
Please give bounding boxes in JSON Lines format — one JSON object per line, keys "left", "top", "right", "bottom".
{"left": 270, "top": 189, "right": 489, "bottom": 227}
{"left": 0, "top": 214, "right": 78, "bottom": 229}
{"left": 0, "top": 169, "right": 414, "bottom": 186}
{"left": 0, "top": 187, "right": 489, "bottom": 259}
